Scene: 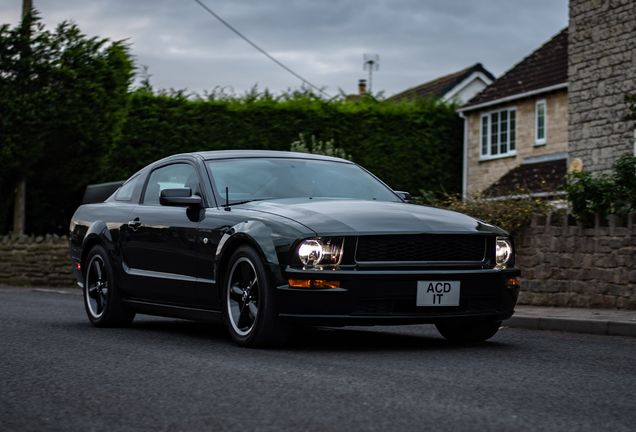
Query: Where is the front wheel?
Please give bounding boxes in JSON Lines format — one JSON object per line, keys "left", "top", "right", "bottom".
{"left": 84, "top": 245, "right": 135, "bottom": 327}
{"left": 222, "top": 245, "right": 290, "bottom": 347}
{"left": 435, "top": 320, "right": 501, "bottom": 342}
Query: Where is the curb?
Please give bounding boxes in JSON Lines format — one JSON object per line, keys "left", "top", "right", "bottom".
{"left": 503, "top": 316, "right": 636, "bottom": 337}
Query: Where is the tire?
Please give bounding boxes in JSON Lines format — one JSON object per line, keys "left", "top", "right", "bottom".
{"left": 84, "top": 245, "right": 135, "bottom": 327}
{"left": 435, "top": 320, "right": 502, "bottom": 342}
{"left": 222, "top": 245, "right": 291, "bottom": 347}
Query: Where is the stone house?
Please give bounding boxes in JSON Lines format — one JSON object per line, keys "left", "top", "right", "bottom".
{"left": 457, "top": 29, "right": 569, "bottom": 197}
{"left": 568, "top": 0, "right": 636, "bottom": 174}
{"left": 388, "top": 63, "right": 495, "bottom": 105}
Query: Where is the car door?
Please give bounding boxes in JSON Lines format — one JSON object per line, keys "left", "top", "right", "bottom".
{"left": 121, "top": 162, "right": 201, "bottom": 305}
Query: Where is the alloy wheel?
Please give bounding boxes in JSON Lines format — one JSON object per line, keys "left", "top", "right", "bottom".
{"left": 227, "top": 257, "right": 259, "bottom": 336}
{"left": 86, "top": 255, "right": 109, "bottom": 318}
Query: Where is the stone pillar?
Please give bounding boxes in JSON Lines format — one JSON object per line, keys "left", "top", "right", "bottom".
{"left": 568, "top": 0, "right": 636, "bottom": 173}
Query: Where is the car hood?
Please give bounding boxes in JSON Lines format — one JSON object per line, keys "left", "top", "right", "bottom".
{"left": 240, "top": 198, "right": 506, "bottom": 236}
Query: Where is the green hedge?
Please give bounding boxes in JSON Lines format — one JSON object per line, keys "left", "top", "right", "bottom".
{"left": 5, "top": 89, "right": 463, "bottom": 235}
{"left": 109, "top": 92, "right": 463, "bottom": 195}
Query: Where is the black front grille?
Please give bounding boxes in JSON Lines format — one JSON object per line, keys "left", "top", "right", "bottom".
{"left": 355, "top": 234, "right": 486, "bottom": 263}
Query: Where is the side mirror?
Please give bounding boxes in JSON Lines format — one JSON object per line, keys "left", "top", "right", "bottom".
{"left": 160, "top": 188, "right": 202, "bottom": 207}
{"left": 394, "top": 191, "right": 413, "bottom": 203}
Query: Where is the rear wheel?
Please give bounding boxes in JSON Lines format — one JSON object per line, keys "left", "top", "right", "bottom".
{"left": 84, "top": 245, "right": 135, "bottom": 327}
{"left": 222, "top": 245, "right": 290, "bottom": 347}
{"left": 435, "top": 320, "right": 501, "bottom": 342}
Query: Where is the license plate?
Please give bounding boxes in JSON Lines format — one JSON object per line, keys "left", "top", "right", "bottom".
{"left": 416, "top": 281, "right": 460, "bottom": 306}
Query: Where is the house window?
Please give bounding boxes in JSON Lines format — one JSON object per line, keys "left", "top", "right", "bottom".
{"left": 480, "top": 107, "right": 516, "bottom": 158}
{"left": 535, "top": 100, "right": 546, "bottom": 145}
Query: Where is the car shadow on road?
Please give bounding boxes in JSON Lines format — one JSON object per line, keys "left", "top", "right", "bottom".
{"left": 118, "top": 318, "right": 515, "bottom": 353}
{"left": 127, "top": 317, "right": 234, "bottom": 342}
{"left": 285, "top": 325, "right": 514, "bottom": 353}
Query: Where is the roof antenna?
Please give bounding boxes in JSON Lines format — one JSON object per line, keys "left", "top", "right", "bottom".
{"left": 363, "top": 54, "right": 379, "bottom": 95}
{"left": 225, "top": 187, "right": 231, "bottom": 211}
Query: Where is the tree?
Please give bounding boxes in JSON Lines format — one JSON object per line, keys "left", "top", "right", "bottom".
{"left": 0, "top": 8, "right": 134, "bottom": 234}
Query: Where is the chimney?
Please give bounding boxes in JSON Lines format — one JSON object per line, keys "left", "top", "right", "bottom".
{"left": 358, "top": 79, "right": 367, "bottom": 95}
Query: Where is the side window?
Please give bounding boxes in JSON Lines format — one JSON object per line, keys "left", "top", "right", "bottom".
{"left": 143, "top": 163, "right": 198, "bottom": 205}
{"left": 115, "top": 175, "right": 139, "bottom": 201}
{"left": 535, "top": 99, "right": 546, "bottom": 145}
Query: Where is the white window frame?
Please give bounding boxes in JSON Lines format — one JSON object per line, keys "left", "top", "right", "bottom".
{"left": 535, "top": 99, "right": 546, "bottom": 146}
{"left": 479, "top": 107, "right": 517, "bottom": 160}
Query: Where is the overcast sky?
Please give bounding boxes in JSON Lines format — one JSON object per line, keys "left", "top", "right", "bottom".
{"left": 1, "top": 0, "right": 569, "bottom": 98}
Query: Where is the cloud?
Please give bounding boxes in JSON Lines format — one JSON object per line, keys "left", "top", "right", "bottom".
{"left": 0, "top": 0, "right": 569, "bottom": 97}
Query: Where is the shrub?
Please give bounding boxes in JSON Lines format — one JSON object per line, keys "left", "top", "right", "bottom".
{"left": 290, "top": 133, "right": 352, "bottom": 160}
{"left": 559, "top": 153, "right": 636, "bottom": 223}
{"left": 110, "top": 89, "right": 464, "bottom": 198}
{"left": 417, "top": 189, "right": 551, "bottom": 235}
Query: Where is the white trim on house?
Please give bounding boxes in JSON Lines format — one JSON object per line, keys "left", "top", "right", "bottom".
{"left": 457, "top": 82, "right": 568, "bottom": 113}
{"left": 522, "top": 152, "right": 568, "bottom": 165}
{"left": 478, "top": 190, "right": 567, "bottom": 201}
{"left": 443, "top": 71, "right": 494, "bottom": 103}
{"left": 459, "top": 112, "right": 468, "bottom": 198}
{"left": 535, "top": 99, "right": 547, "bottom": 145}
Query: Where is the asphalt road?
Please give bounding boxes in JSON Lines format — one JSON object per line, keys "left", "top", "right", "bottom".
{"left": 2, "top": 288, "right": 635, "bottom": 432}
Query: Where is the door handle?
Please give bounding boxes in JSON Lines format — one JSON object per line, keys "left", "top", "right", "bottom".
{"left": 127, "top": 217, "right": 141, "bottom": 231}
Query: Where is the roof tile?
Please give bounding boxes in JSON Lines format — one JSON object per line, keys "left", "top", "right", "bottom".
{"left": 483, "top": 158, "right": 567, "bottom": 197}
{"left": 388, "top": 63, "right": 495, "bottom": 102}
{"left": 463, "top": 28, "right": 568, "bottom": 108}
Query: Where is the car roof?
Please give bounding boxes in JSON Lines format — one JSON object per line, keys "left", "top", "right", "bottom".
{"left": 166, "top": 150, "right": 355, "bottom": 164}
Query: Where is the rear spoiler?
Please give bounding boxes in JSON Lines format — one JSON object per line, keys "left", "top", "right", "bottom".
{"left": 82, "top": 181, "right": 125, "bottom": 204}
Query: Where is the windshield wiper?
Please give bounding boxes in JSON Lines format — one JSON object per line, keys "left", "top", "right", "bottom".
{"left": 222, "top": 198, "right": 264, "bottom": 207}
{"left": 222, "top": 188, "right": 265, "bottom": 211}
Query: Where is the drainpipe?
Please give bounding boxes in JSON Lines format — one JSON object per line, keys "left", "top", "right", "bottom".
{"left": 459, "top": 112, "right": 468, "bottom": 199}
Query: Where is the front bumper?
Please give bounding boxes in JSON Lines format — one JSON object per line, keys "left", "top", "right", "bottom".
{"left": 277, "top": 267, "right": 520, "bottom": 326}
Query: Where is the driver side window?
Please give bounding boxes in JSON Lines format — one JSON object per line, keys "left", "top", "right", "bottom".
{"left": 143, "top": 163, "right": 198, "bottom": 205}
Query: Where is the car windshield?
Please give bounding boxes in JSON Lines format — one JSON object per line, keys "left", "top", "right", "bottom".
{"left": 206, "top": 158, "right": 400, "bottom": 205}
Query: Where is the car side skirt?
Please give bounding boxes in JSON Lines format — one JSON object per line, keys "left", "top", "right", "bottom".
{"left": 123, "top": 299, "right": 223, "bottom": 324}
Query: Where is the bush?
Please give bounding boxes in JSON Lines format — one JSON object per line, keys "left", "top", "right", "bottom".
{"left": 290, "top": 133, "right": 352, "bottom": 160}
{"left": 109, "top": 89, "right": 464, "bottom": 197}
{"left": 417, "top": 189, "right": 551, "bottom": 235}
{"left": 559, "top": 153, "right": 636, "bottom": 223}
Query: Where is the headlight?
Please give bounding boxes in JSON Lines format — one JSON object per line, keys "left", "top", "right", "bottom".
{"left": 297, "top": 237, "right": 344, "bottom": 268}
{"left": 495, "top": 236, "right": 514, "bottom": 269}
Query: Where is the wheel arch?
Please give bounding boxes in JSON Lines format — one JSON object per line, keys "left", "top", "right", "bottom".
{"left": 80, "top": 221, "right": 117, "bottom": 279}
{"left": 215, "top": 221, "right": 281, "bottom": 303}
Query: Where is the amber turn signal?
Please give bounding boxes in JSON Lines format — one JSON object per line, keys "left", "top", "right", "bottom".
{"left": 507, "top": 278, "right": 518, "bottom": 286}
{"left": 288, "top": 279, "right": 340, "bottom": 289}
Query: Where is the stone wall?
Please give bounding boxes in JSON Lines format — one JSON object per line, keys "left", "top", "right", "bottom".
{"left": 516, "top": 212, "right": 636, "bottom": 310}
{"left": 2, "top": 219, "right": 636, "bottom": 310}
{"left": 568, "top": 0, "right": 636, "bottom": 173}
{"left": 0, "top": 234, "right": 75, "bottom": 287}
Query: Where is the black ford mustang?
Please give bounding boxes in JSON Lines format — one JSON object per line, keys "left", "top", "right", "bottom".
{"left": 69, "top": 150, "right": 520, "bottom": 346}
